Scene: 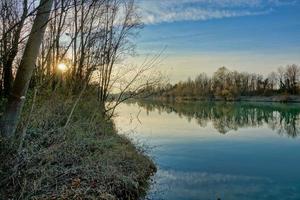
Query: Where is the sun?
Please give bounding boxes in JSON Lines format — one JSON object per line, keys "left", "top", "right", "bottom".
{"left": 57, "top": 63, "right": 68, "bottom": 72}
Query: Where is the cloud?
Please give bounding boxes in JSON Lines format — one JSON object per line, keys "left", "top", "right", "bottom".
{"left": 137, "top": 0, "right": 295, "bottom": 24}
{"left": 141, "top": 7, "right": 271, "bottom": 24}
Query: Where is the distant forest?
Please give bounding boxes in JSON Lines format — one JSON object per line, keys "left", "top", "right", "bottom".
{"left": 144, "top": 65, "right": 300, "bottom": 100}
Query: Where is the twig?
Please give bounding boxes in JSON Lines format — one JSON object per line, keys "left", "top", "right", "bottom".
{"left": 18, "top": 88, "right": 38, "bottom": 153}
{"left": 64, "top": 84, "right": 86, "bottom": 128}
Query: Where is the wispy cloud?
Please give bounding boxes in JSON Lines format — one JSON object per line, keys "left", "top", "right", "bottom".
{"left": 140, "top": 7, "right": 272, "bottom": 24}
{"left": 137, "top": 0, "right": 295, "bottom": 24}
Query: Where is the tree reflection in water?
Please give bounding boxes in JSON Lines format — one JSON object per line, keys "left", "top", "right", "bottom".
{"left": 129, "top": 100, "right": 300, "bottom": 138}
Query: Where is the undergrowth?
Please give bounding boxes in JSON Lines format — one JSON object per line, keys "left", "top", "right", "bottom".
{"left": 0, "top": 90, "right": 156, "bottom": 200}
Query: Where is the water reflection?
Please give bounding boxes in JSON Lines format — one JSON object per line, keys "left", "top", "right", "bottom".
{"left": 129, "top": 101, "right": 300, "bottom": 138}
{"left": 116, "top": 101, "right": 300, "bottom": 200}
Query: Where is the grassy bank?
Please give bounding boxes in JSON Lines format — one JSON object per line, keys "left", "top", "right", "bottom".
{"left": 0, "top": 91, "right": 156, "bottom": 199}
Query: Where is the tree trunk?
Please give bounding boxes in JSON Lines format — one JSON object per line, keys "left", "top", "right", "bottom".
{"left": 1, "top": 0, "right": 53, "bottom": 139}
{"left": 3, "top": 61, "right": 13, "bottom": 96}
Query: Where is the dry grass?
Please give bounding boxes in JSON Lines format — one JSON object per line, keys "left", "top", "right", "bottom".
{"left": 0, "top": 90, "right": 156, "bottom": 200}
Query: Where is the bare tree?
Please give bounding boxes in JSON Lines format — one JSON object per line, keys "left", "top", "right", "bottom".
{"left": 1, "top": 0, "right": 54, "bottom": 138}
{"left": 267, "top": 72, "right": 278, "bottom": 91}
{"left": 285, "top": 64, "right": 300, "bottom": 94}
{"left": 104, "top": 55, "right": 165, "bottom": 118}
{"left": 0, "top": 0, "right": 29, "bottom": 96}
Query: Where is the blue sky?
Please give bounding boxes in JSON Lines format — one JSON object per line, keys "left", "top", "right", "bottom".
{"left": 131, "top": 0, "right": 300, "bottom": 82}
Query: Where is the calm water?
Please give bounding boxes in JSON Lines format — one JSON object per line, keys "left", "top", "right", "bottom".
{"left": 114, "top": 101, "right": 300, "bottom": 200}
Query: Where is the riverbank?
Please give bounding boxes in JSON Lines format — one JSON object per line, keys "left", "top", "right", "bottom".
{"left": 145, "top": 95, "right": 300, "bottom": 103}
{"left": 0, "top": 91, "right": 156, "bottom": 199}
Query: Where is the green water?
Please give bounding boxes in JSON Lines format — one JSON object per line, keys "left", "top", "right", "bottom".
{"left": 115, "top": 101, "right": 300, "bottom": 200}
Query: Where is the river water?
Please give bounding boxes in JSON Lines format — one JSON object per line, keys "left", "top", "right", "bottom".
{"left": 114, "top": 101, "right": 300, "bottom": 200}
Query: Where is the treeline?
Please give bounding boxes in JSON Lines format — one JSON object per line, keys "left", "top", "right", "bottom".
{"left": 146, "top": 65, "right": 300, "bottom": 100}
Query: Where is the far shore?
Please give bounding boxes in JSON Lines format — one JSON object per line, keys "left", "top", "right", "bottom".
{"left": 143, "top": 95, "right": 300, "bottom": 103}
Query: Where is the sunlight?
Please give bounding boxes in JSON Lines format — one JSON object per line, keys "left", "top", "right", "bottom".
{"left": 1, "top": 0, "right": 300, "bottom": 199}
{"left": 57, "top": 63, "right": 68, "bottom": 72}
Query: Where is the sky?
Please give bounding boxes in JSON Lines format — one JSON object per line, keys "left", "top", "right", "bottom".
{"left": 130, "top": 0, "right": 300, "bottom": 82}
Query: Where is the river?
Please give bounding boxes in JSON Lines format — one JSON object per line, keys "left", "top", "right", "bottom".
{"left": 114, "top": 101, "right": 300, "bottom": 200}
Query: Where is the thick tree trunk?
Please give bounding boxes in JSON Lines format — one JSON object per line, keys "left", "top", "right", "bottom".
{"left": 3, "top": 62, "right": 13, "bottom": 96}
{"left": 1, "top": 0, "right": 53, "bottom": 139}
